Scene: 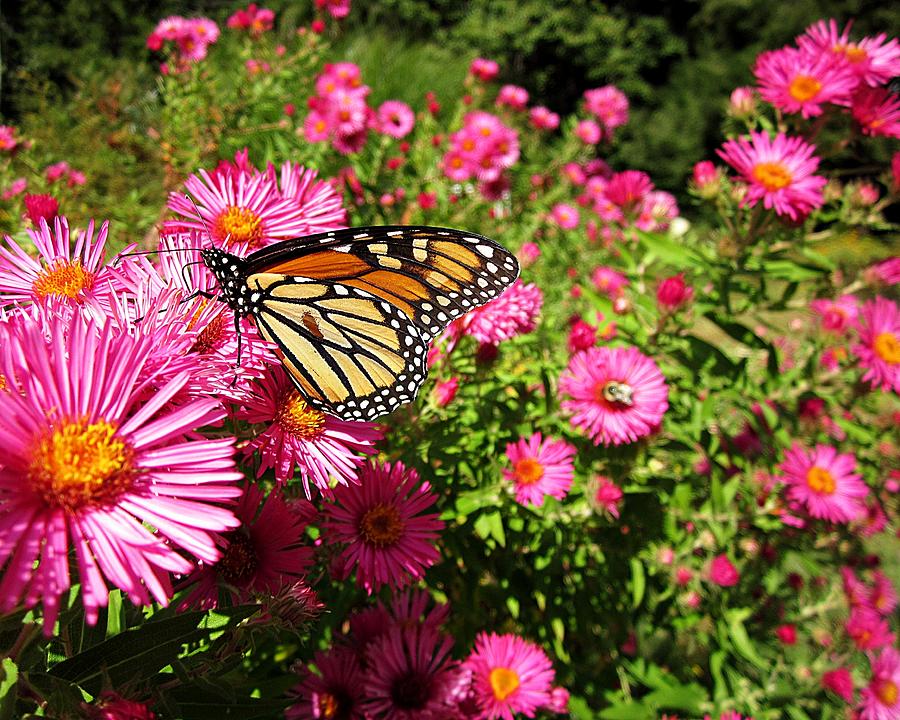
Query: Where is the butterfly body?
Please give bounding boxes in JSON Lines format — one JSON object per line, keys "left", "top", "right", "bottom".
{"left": 202, "top": 226, "right": 519, "bottom": 421}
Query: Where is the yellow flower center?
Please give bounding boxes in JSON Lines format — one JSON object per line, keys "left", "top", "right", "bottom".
{"left": 32, "top": 259, "right": 95, "bottom": 301}
{"left": 806, "top": 466, "right": 836, "bottom": 495}
{"left": 874, "top": 332, "right": 900, "bottom": 364}
{"left": 275, "top": 392, "right": 326, "bottom": 439}
{"left": 358, "top": 503, "right": 404, "bottom": 547}
{"left": 752, "top": 162, "right": 793, "bottom": 191}
{"left": 316, "top": 692, "right": 339, "bottom": 718}
{"left": 27, "top": 419, "right": 136, "bottom": 512}
{"left": 190, "top": 311, "right": 230, "bottom": 355}
{"left": 845, "top": 46, "right": 867, "bottom": 64}
{"left": 213, "top": 206, "right": 264, "bottom": 249}
{"left": 876, "top": 680, "right": 898, "bottom": 707}
{"left": 219, "top": 532, "right": 259, "bottom": 585}
{"left": 789, "top": 75, "right": 822, "bottom": 102}
{"left": 0, "top": 373, "right": 6, "bottom": 391}
{"left": 489, "top": 667, "right": 521, "bottom": 701}
{"left": 514, "top": 458, "right": 544, "bottom": 485}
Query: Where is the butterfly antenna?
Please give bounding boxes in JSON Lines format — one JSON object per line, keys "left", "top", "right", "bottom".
{"left": 185, "top": 193, "right": 215, "bottom": 243}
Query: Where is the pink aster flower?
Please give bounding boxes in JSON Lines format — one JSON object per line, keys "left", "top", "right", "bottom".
{"left": 237, "top": 366, "right": 382, "bottom": 496}
{"left": 264, "top": 160, "right": 348, "bottom": 235}
{"left": 2, "top": 178, "right": 26, "bottom": 200}
{"left": 0, "top": 217, "right": 123, "bottom": 314}
{"left": 464, "top": 632, "right": 555, "bottom": 720}
{"left": 452, "top": 279, "right": 542, "bottom": 346}
{"left": 287, "top": 646, "right": 366, "bottom": 720}
{"left": 847, "top": 606, "right": 895, "bottom": 651}
{"left": 559, "top": 346, "right": 669, "bottom": 446}
{"left": 322, "top": 460, "right": 444, "bottom": 593}
{"left": 709, "top": 554, "right": 740, "bottom": 587}
{"left": 779, "top": 442, "right": 868, "bottom": 523}
{"left": 583, "top": 86, "right": 629, "bottom": 131}
{"left": 179, "top": 484, "right": 313, "bottom": 609}
{"left": 860, "top": 647, "right": 900, "bottom": 720}
{"left": 0, "top": 314, "right": 243, "bottom": 632}
{"left": 550, "top": 203, "right": 580, "bottom": 229}
{"left": 798, "top": 19, "right": 900, "bottom": 87}
{"left": 364, "top": 625, "right": 459, "bottom": 719}
{"left": 470, "top": 58, "right": 500, "bottom": 82}
{"left": 810, "top": 295, "right": 859, "bottom": 333}
{"left": 754, "top": 47, "right": 857, "bottom": 117}
{"left": 496, "top": 85, "right": 529, "bottom": 111}
{"left": 591, "top": 476, "right": 623, "bottom": 519}
{"left": 591, "top": 266, "right": 629, "bottom": 298}
{"left": 853, "top": 296, "right": 900, "bottom": 393}
{"left": 166, "top": 167, "right": 319, "bottom": 253}
{"left": 377, "top": 100, "right": 415, "bottom": 139}
{"left": 851, "top": 86, "right": 900, "bottom": 138}
{"left": 0, "top": 125, "right": 21, "bottom": 153}
{"left": 529, "top": 106, "right": 560, "bottom": 131}
{"left": 434, "top": 377, "right": 459, "bottom": 407}
{"left": 574, "top": 119, "right": 602, "bottom": 145}
{"left": 717, "top": 131, "right": 827, "bottom": 220}
{"left": 503, "top": 433, "right": 576, "bottom": 508}
{"left": 822, "top": 666, "right": 855, "bottom": 703}
{"left": 82, "top": 692, "right": 156, "bottom": 720}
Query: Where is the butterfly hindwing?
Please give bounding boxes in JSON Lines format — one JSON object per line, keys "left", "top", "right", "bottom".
{"left": 247, "top": 273, "right": 428, "bottom": 421}
{"left": 243, "top": 226, "right": 519, "bottom": 341}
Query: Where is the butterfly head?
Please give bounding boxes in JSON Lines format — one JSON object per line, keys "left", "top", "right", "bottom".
{"left": 200, "top": 247, "right": 248, "bottom": 314}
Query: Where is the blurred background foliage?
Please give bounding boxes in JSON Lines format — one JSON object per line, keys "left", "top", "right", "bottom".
{"left": 1, "top": 0, "right": 897, "bottom": 212}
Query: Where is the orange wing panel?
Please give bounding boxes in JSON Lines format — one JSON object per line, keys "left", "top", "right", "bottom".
{"left": 259, "top": 250, "right": 372, "bottom": 278}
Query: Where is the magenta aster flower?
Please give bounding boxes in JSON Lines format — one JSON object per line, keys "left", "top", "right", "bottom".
{"left": 287, "top": 646, "right": 366, "bottom": 720}
{"left": 583, "top": 85, "right": 629, "bottom": 131}
{"left": 529, "top": 106, "right": 560, "bottom": 131}
{"left": 470, "top": 58, "right": 500, "bottom": 81}
{"left": 265, "top": 160, "right": 348, "bottom": 235}
{"left": 717, "top": 131, "right": 826, "bottom": 220}
{"left": 550, "top": 203, "right": 580, "bottom": 229}
{"left": 0, "top": 314, "right": 243, "bottom": 632}
{"left": 559, "top": 346, "right": 668, "bottom": 446}
{"left": 322, "top": 460, "right": 444, "bottom": 593}
{"left": 591, "top": 266, "right": 629, "bottom": 298}
{"left": 503, "top": 433, "right": 576, "bottom": 508}
{"left": 754, "top": 47, "right": 857, "bottom": 117}
{"left": 822, "top": 667, "right": 855, "bottom": 703}
{"left": 853, "top": 296, "right": 900, "bottom": 393}
{"left": 463, "top": 632, "right": 555, "bottom": 720}
{"left": 376, "top": 100, "right": 415, "bottom": 139}
{"left": 852, "top": 86, "right": 900, "bottom": 138}
{"left": 363, "top": 625, "right": 459, "bottom": 719}
{"left": 708, "top": 554, "right": 740, "bottom": 587}
{"left": 179, "top": 484, "right": 313, "bottom": 608}
{"left": 590, "top": 476, "right": 624, "bottom": 519}
{"left": 237, "top": 366, "right": 382, "bottom": 496}
{"left": 0, "top": 217, "right": 123, "bottom": 313}
{"left": 452, "top": 279, "right": 542, "bottom": 346}
{"left": 847, "top": 606, "right": 896, "bottom": 651}
{"left": 871, "top": 570, "right": 898, "bottom": 616}
{"left": 861, "top": 647, "right": 900, "bottom": 720}
{"left": 866, "top": 257, "right": 900, "bottom": 286}
{"left": 166, "top": 168, "right": 318, "bottom": 253}
{"left": 496, "top": 84, "right": 529, "bottom": 111}
{"left": 810, "top": 294, "right": 858, "bottom": 333}
{"left": 798, "top": 19, "right": 900, "bottom": 87}
{"left": 574, "top": 119, "right": 602, "bottom": 145}
{"left": 779, "top": 442, "right": 868, "bottom": 523}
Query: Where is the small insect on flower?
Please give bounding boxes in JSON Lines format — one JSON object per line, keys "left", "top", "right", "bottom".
{"left": 199, "top": 225, "right": 519, "bottom": 421}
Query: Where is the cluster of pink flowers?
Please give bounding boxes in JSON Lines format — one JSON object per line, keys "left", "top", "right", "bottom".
{"left": 304, "top": 62, "right": 374, "bottom": 154}
{"left": 753, "top": 19, "right": 900, "bottom": 136}
{"left": 287, "top": 589, "right": 565, "bottom": 719}
{"left": 146, "top": 15, "right": 220, "bottom": 69}
{"left": 583, "top": 85, "right": 629, "bottom": 139}
{"left": 0, "top": 125, "right": 23, "bottom": 153}
{"left": 314, "top": 0, "right": 351, "bottom": 21}
{"left": 226, "top": 3, "right": 275, "bottom": 35}
{"left": 442, "top": 111, "right": 520, "bottom": 198}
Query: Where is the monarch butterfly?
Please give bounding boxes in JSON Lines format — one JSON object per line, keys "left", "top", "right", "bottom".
{"left": 201, "top": 225, "right": 519, "bottom": 421}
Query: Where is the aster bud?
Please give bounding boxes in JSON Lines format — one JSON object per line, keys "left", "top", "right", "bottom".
{"left": 656, "top": 273, "right": 693, "bottom": 312}
{"left": 729, "top": 86, "right": 756, "bottom": 118}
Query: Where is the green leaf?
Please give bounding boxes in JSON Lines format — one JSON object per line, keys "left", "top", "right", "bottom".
{"left": 630, "top": 558, "right": 645, "bottom": 609}
{"left": 599, "top": 702, "right": 654, "bottom": 720}
{"left": 0, "top": 658, "right": 18, "bottom": 720}
{"left": 762, "top": 259, "right": 827, "bottom": 281}
{"left": 643, "top": 683, "right": 706, "bottom": 713}
{"left": 725, "top": 609, "right": 767, "bottom": 669}
{"left": 567, "top": 695, "right": 596, "bottom": 720}
{"left": 49, "top": 607, "right": 256, "bottom": 695}
{"left": 636, "top": 230, "right": 707, "bottom": 269}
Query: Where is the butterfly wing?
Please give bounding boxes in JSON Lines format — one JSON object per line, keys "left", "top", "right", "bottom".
{"left": 246, "top": 273, "right": 428, "bottom": 420}
{"left": 243, "top": 226, "right": 519, "bottom": 341}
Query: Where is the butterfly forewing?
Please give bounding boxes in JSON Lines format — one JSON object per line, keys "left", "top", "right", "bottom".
{"left": 244, "top": 226, "right": 519, "bottom": 340}
{"left": 247, "top": 274, "right": 428, "bottom": 420}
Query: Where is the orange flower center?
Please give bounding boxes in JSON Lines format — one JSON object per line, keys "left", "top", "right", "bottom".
{"left": 489, "top": 667, "right": 520, "bottom": 701}
{"left": 275, "top": 392, "right": 326, "bottom": 439}
{"left": 876, "top": 679, "right": 898, "bottom": 707}
{"left": 219, "top": 531, "right": 259, "bottom": 585}
{"left": 316, "top": 692, "right": 339, "bottom": 718}
{"left": 594, "top": 380, "right": 634, "bottom": 407}
{"left": 27, "top": 419, "right": 136, "bottom": 512}
{"left": 190, "top": 311, "right": 230, "bottom": 355}
{"left": 514, "top": 458, "right": 544, "bottom": 485}
{"left": 213, "top": 206, "right": 264, "bottom": 249}
{"left": 845, "top": 46, "right": 867, "bottom": 64}
{"left": 32, "top": 259, "right": 95, "bottom": 301}
{"left": 752, "top": 162, "right": 793, "bottom": 191}
{"left": 806, "top": 466, "right": 836, "bottom": 495}
{"left": 789, "top": 75, "right": 822, "bottom": 102}
{"left": 358, "top": 503, "right": 404, "bottom": 547}
{"left": 874, "top": 332, "right": 900, "bottom": 364}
